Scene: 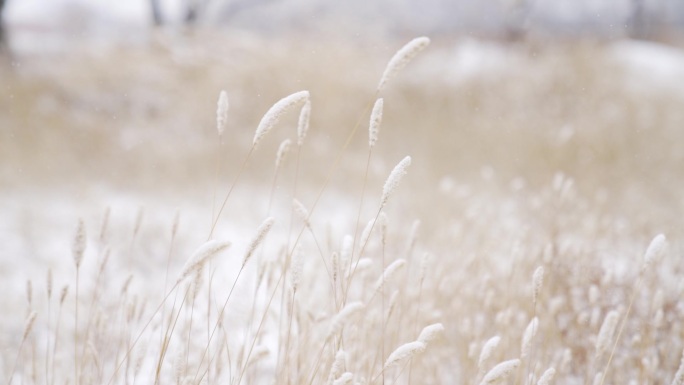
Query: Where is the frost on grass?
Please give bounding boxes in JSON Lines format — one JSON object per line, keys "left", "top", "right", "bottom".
{"left": 380, "top": 156, "right": 411, "bottom": 207}
{"left": 253, "top": 90, "right": 309, "bottom": 147}
{"left": 176, "top": 240, "right": 231, "bottom": 284}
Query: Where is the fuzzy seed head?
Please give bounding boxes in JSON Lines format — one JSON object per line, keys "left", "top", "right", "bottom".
{"left": 275, "top": 138, "right": 292, "bottom": 169}
{"left": 374, "top": 259, "right": 406, "bottom": 294}
{"left": 480, "top": 359, "right": 520, "bottom": 385}
{"left": 72, "top": 218, "right": 86, "bottom": 268}
{"left": 417, "top": 323, "right": 444, "bottom": 346}
{"left": 297, "top": 99, "right": 311, "bottom": 146}
{"left": 359, "top": 219, "right": 375, "bottom": 249}
{"left": 333, "top": 372, "right": 353, "bottom": 385}
{"left": 216, "top": 90, "right": 229, "bottom": 136}
{"left": 537, "top": 367, "right": 556, "bottom": 385}
{"left": 243, "top": 217, "right": 275, "bottom": 267}
{"left": 378, "top": 37, "right": 430, "bottom": 91}
{"left": 384, "top": 341, "right": 426, "bottom": 369}
{"left": 292, "top": 199, "right": 310, "bottom": 227}
{"left": 331, "top": 252, "right": 339, "bottom": 285}
{"left": 177, "top": 240, "right": 231, "bottom": 285}
{"left": 355, "top": 258, "right": 373, "bottom": 272}
{"left": 291, "top": 246, "right": 303, "bottom": 292}
{"left": 381, "top": 156, "right": 411, "bottom": 207}
{"left": 22, "top": 311, "right": 37, "bottom": 340}
{"left": 596, "top": 310, "right": 619, "bottom": 358}
{"left": 478, "top": 336, "right": 501, "bottom": 371}
{"left": 25, "top": 280, "right": 32, "bottom": 307}
{"left": 329, "top": 302, "right": 364, "bottom": 337}
{"left": 253, "top": 91, "right": 309, "bottom": 147}
{"left": 521, "top": 317, "right": 539, "bottom": 358}
{"left": 378, "top": 212, "right": 388, "bottom": 244}
{"left": 171, "top": 209, "right": 180, "bottom": 238}
{"left": 46, "top": 269, "right": 53, "bottom": 300}
{"left": 328, "top": 349, "right": 347, "bottom": 385}
{"left": 60, "top": 285, "right": 69, "bottom": 304}
{"left": 368, "top": 98, "right": 383, "bottom": 148}
{"left": 100, "top": 206, "right": 110, "bottom": 244}
{"left": 532, "top": 266, "right": 544, "bottom": 304}
{"left": 643, "top": 234, "right": 667, "bottom": 272}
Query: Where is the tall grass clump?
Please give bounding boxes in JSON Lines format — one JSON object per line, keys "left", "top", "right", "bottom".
{"left": 4, "top": 34, "right": 684, "bottom": 385}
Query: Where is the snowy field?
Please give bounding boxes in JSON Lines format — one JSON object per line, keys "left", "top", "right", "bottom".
{"left": 2, "top": 17, "right": 684, "bottom": 385}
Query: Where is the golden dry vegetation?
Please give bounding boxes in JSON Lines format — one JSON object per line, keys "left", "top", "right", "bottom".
{"left": 1, "top": 32, "right": 684, "bottom": 385}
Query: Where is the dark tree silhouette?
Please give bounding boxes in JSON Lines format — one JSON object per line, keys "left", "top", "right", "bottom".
{"left": 150, "top": 0, "right": 212, "bottom": 26}
{"left": 629, "top": 0, "right": 647, "bottom": 38}
{"left": 0, "top": 0, "right": 7, "bottom": 54}
{"left": 150, "top": 0, "right": 164, "bottom": 26}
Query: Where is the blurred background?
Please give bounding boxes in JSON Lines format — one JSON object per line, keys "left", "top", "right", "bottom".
{"left": 2, "top": 0, "right": 684, "bottom": 270}
{"left": 4, "top": 0, "right": 684, "bottom": 43}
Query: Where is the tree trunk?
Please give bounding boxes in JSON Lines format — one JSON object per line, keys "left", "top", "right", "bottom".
{"left": 629, "top": 0, "right": 647, "bottom": 38}
{"left": 150, "top": 0, "right": 164, "bottom": 26}
{"left": 0, "top": 0, "right": 7, "bottom": 55}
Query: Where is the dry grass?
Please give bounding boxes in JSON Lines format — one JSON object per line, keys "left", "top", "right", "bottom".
{"left": 1, "top": 31, "right": 684, "bottom": 385}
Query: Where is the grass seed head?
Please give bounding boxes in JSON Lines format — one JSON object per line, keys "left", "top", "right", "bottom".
{"left": 533, "top": 266, "right": 544, "bottom": 304}
{"left": 642, "top": 234, "right": 667, "bottom": 272}
{"left": 417, "top": 323, "right": 444, "bottom": 346}
{"left": 297, "top": 99, "right": 311, "bottom": 146}
{"left": 243, "top": 217, "right": 275, "bottom": 267}
{"left": 480, "top": 359, "right": 520, "bottom": 385}
{"left": 537, "top": 367, "right": 556, "bottom": 385}
{"left": 216, "top": 90, "right": 229, "bottom": 137}
{"left": 521, "top": 317, "right": 539, "bottom": 359}
{"left": 23, "top": 311, "right": 37, "bottom": 340}
{"left": 384, "top": 341, "right": 426, "bottom": 369}
{"left": 369, "top": 98, "right": 383, "bottom": 148}
{"left": 381, "top": 156, "right": 411, "bottom": 207}
{"left": 176, "top": 240, "right": 231, "bottom": 285}
{"left": 478, "top": 336, "right": 502, "bottom": 372}
{"left": 333, "top": 372, "right": 353, "bottom": 385}
{"left": 378, "top": 37, "right": 431, "bottom": 91}
{"left": 254, "top": 90, "right": 309, "bottom": 147}
{"left": 329, "top": 302, "right": 364, "bottom": 338}
{"left": 72, "top": 218, "right": 86, "bottom": 268}
{"left": 275, "top": 138, "right": 292, "bottom": 169}
{"left": 596, "top": 310, "right": 619, "bottom": 359}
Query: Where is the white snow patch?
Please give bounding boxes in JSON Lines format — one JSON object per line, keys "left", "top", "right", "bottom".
{"left": 412, "top": 39, "right": 528, "bottom": 86}
{"left": 609, "top": 40, "right": 684, "bottom": 93}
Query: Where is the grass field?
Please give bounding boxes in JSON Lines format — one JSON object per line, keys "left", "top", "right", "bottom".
{"left": 1, "top": 32, "right": 684, "bottom": 385}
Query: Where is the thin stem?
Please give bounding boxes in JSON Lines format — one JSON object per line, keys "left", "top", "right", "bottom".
{"left": 347, "top": 150, "right": 373, "bottom": 286}
{"left": 211, "top": 137, "right": 224, "bottom": 230}
{"left": 154, "top": 287, "right": 189, "bottom": 385}
{"left": 74, "top": 267, "right": 80, "bottom": 385}
{"left": 193, "top": 265, "right": 246, "bottom": 382}
{"left": 208, "top": 146, "right": 254, "bottom": 240}
{"left": 106, "top": 282, "right": 180, "bottom": 385}
{"left": 284, "top": 289, "right": 297, "bottom": 385}
{"left": 7, "top": 336, "right": 29, "bottom": 385}
{"left": 45, "top": 295, "right": 52, "bottom": 385}
{"left": 598, "top": 274, "right": 644, "bottom": 385}
{"left": 343, "top": 207, "right": 383, "bottom": 305}
{"left": 230, "top": 266, "right": 287, "bottom": 385}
